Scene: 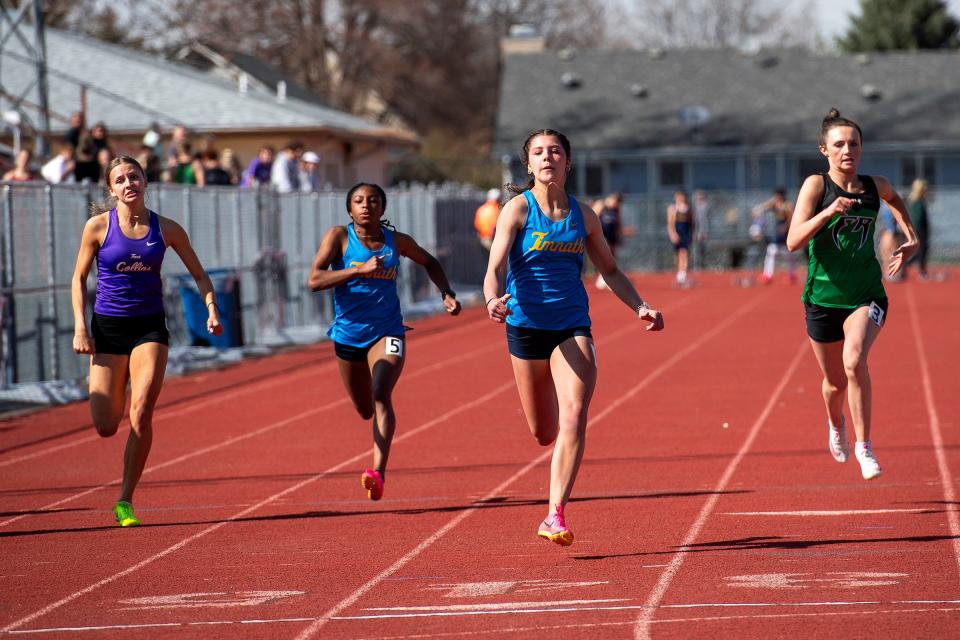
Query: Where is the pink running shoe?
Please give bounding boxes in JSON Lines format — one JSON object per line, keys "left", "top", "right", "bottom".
{"left": 538, "top": 504, "right": 574, "bottom": 546}
{"left": 361, "top": 469, "right": 384, "bottom": 501}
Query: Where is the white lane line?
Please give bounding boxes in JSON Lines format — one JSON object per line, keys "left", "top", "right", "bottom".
{"left": 0, "top": 379, "right": 516, "bottom": 635}
{"left": 722, "top": 509, "right": 931, "bottom": 516}
{"left": 633, "top": 339, "right": 808, "bottom": 640}
{"left": 0, "top": 332, "right": 503, "bottom": 529}
{"left": 3, "top": 295, "right": 701, "bottom": 633}
{"left": 293, "top": 292, "right": 769, "bottom": 640}
{"left": 0, "top": 317, "right": 489, "bottom": 470}
{"left": 10, "top": 600, "right": 960, "bottom": 634}
{"left": 906, "top": 284, "right": 960, "bottom": 581}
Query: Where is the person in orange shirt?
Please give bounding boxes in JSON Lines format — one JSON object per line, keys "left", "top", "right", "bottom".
{"left": 475, "top": 188, "right": 502, "bottom": 250}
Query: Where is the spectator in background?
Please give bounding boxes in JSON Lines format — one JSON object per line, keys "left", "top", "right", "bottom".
{"left": 220, "top": 148, "right": 243, "bottom": 185}
{"left": 166, "top": 124, "right": 189, "bottom": 169}
{"left": 136, "top": 145, "right": 163, "bottom": 183}
{"left": 90, "top": 122, "right": 113, "bottom": 156}
{"left": 473, "top": 188, "right": 501, "bottom": 251}
{"left": 142, "top": 122, "right": 163, "bottom": 158}
{"left": 299, "top": 151, "right": 322, "bottom": 192}
{"left": 171, "top": 142, "right": 204, "bottom": 186}
{"left": 271, "top": 140, "right": 304, "bottom": 193}
{"left": 201, "top": 150, "right": 232, "bottom": 186}
{"left": 2, "top": 149, "right": 37, "bottom": 182}
{"left": 96, "top": 148, "right": 114, "bottom": 184}
{"left": 74, "top": 135, "right": 101, "bottom": 184}
{"left": 242, "top": 145, "right": 274, "bottom": 187}
{"left": 667, "top": 189, "right": 695, "bottom": 287}
{"left": 693, "top": 190, "right": 712, "bottom": 269}
{"left": 41, "top": 144, "right": 76, "bottom": 184}
{"left": 908, "top": 179, "right": 930, "bottom": 279}
{"left": 756, "top": 187, "right": 796, "bottom": 284}
{"left": 596, "top": 192, "right": 623, "bottom": 289}
{"left": 63, "top": 111, "right": 85, "bottom": 148}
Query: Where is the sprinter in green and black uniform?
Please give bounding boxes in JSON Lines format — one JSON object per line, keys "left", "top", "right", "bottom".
{"left": 787, "top": 109, "right": 918, "bottom": 480}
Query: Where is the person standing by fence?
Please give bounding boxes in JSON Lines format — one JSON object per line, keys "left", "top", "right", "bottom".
{"left": 474, "top": 188, "right": 501, "bottom": 250}
{"left": 308, "top": 182, "right": 461, "bottom": 502}
{"left": 71, "top": 156, "right": 223, "bottom": 526}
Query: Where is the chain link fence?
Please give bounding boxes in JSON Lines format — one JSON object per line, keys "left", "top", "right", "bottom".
{"left": 0, "top": 182, "right": 484, "bottom": 386}
{"left": 1, "top": 182, "right": 956, "bottom": 386}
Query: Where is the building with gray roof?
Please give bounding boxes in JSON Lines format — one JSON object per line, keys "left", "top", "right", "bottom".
{"left": 1, "top": 28, "right": 416, "bottom": 186}
{"left": 496, "top": 38, "right": 960, "bottom": 196}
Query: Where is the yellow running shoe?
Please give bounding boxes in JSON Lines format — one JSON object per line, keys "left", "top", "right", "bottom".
{"left": 538, "top": 504, "right": 573, "bottom": 546}
{"left": 113, "top": 501, "right": 140, "bottom": 527}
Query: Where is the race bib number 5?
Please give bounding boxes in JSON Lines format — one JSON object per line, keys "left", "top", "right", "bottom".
{"left": 868, "top": 301, "right": 885, "bottom": 327}
{"left": 385, "top": 336, "right": 404, "bottom": 357}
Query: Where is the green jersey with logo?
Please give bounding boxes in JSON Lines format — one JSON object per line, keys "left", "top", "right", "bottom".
{"left": 802, "top": 174, "right": 886, "bottom": 309}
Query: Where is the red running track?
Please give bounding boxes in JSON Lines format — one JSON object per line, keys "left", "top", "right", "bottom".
{"left": 1, "top": 270, "right": 958, "bottom": 639}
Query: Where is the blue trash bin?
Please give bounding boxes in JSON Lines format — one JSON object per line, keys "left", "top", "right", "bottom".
{"left": 177, "top": 269, "right": 243, "bottom": 348}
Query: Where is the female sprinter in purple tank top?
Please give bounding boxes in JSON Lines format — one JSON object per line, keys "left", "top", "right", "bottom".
{"left": 483, "top": 130, "right": 664, "bottom": 546}
{"left": 71, "top": 156, "right": 223, "bottom": 527}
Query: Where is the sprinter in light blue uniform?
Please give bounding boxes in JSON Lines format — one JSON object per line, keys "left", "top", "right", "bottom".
{"left": 328, "top": 223, "right": 405, "bottom": 348}
{"left": 484, "top": 129, "right": 664, "bottom": 547}
{"left": 504, "top": 190, "right": 590, "bottom": 330}
{"left": 309, "top": 183, "right": 461, "bottom": 502}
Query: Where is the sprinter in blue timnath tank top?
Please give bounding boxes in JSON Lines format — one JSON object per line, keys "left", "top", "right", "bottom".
{"left": 482, "top": 129, "right": 665, "bottom": 547}
{"left": 308, "top": 183, "right": 461, "bottom": 503}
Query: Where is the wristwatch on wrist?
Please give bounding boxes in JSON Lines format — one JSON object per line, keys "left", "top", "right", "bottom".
{"left": 440, "top": 288, "right": 456, "bottom": 300}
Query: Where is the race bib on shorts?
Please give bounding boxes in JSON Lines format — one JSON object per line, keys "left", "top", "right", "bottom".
{"left": 868, "top": 301, "right": 885, "bottom": 327}
{"left": 385, "top": 336, "right": 404, "bottom": 357}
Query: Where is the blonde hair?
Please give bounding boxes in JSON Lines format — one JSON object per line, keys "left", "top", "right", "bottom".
{"left": 909, "top": 178, "right": 928, "bottom": 202}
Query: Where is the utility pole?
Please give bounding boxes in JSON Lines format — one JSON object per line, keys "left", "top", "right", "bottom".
{"left": 0, "top": 0, "right": 51, "bottom": 157}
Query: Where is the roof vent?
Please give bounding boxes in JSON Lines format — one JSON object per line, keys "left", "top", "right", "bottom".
{"left": 855, "top": 53, "right": 871, "bottom": 65}
{"left": 756, "top": 55, "right": 779, "bottom": 69}
{"left": 509, "top": 24, "right": 539, "bottom": 38}
{"left": 561, "top": 72, "right": 582, "bottom": 88}
{"left": 860, "top": 83, "right": 882, "bottom": 101}
{"left": 679, "top": 105, "right": 711, "bottom": 129}
{"left": 648, "top": 47, "right": 665, "bottom": 60}
{"left": 557, "top": 47, "right": 576, "bottom": 61}
{"left": 277, "top": 80, "right": 287, "bottom": 103}
{"left": 630, "top": 83, "right": 649, "bottom": 98}
{"left": 238, "top": 72, "right": 249, "bottom": 95}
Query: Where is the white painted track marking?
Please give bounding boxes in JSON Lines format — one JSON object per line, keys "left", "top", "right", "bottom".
{"left": 293, "top": 293, "right": 769, "bottom": 639}
{"left": 632, "top": 339, "right": 808, "bottom": 640}
{"left": 0, "top": 318, "right": 489, "bottom": 470}
{"left": 906, "top": 284, "right": 960, "bottom": 581}
{"left": 722, "top": 509, "right": 931, "bottom": 516}
{"left": 2, "top": 295, "right": 704, "bottom": 634}
{"left": 0, "top": 326, "right": 502, "bottom": 529}
{"left": 9, "top": 601, "right": 959, "bottom": 634}
{"left": 0, "top": 380, "right": 515, "bottom": 634}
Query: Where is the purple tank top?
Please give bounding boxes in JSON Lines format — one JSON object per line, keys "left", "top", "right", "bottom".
{"left": 94, "top": 208, "right": 166, "bottom": 316}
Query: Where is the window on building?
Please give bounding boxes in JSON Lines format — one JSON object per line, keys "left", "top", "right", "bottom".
{"left": 691, "top": 159, "right": 737, "bottom": 190}
{"left": 901, "top": 157, "right": 936, "bottom": 186}
{"left": 797, "top": 157, "right": 827, "bottom": 182}
{"left": 585, "top": 163, "right": 603, "bottom": 196}
{"left": 610, "top": 161, "right": 647, "bottom": 193}
{"left": 659, "top": 160, "right": 685, "bottom": 189}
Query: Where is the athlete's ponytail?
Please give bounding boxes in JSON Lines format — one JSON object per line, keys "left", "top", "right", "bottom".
{"left": 504, "top": 129, "right": 572, "bottom": 198}
{"left": 819, "top": 108, "right": 862, "bottom": 145}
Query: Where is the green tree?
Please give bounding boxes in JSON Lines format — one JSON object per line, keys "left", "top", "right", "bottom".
{"left": 839, "top": 0, "right": 959, "bottom": 51}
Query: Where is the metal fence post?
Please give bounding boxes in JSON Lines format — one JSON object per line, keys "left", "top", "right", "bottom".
{"left": 44, "top": 184, "right": 59, "bottom": 380}
{"left": 1, "top": 185, "right": 17, "bottom": 387}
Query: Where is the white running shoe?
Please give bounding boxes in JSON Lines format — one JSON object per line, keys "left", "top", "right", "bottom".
{"left": 855, "top": 442, "right": 883, "bottom": 480}
{"left": 828, "top": 417, "right": 849, "bottom": 463}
